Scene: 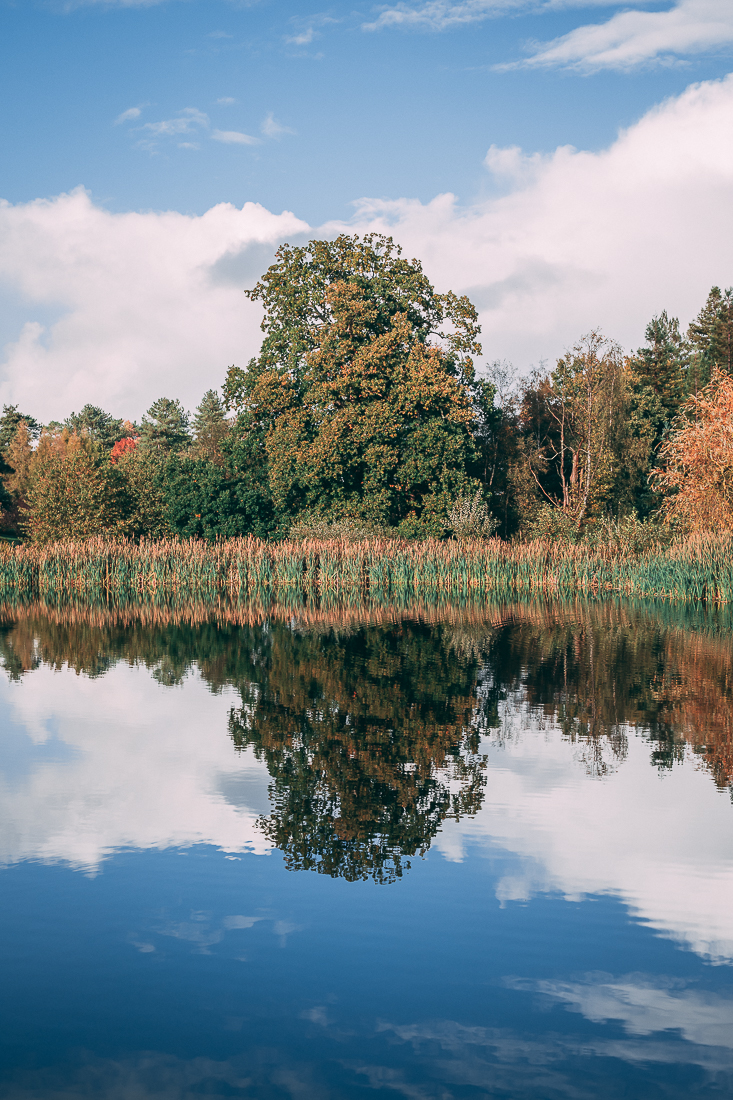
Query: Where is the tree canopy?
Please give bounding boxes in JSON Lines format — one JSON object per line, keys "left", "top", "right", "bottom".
{"left": 224, "top": 233, "right": 482, "bottom": 532}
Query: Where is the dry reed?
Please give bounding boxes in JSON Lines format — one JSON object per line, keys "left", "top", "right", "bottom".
{"left": 2, "top": 532, "right": 733, "bottom": 603}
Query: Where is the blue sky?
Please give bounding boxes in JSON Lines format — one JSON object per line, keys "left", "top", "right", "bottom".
{"left": 0, "top": 0, "right": 731, "bottom": 419}
{"left": 2, "top": 0, "right": 731, "bottom": 223}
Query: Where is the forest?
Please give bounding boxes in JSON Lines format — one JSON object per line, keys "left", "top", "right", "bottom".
{"left": 1, "top": 233, "right": 732, "bottom": 548}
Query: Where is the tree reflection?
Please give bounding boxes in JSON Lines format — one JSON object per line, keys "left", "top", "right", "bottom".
{"left": 228, "top": 621, "right": 489, "bottom": 882}
{"left": 1, "top": 595, "right": 732, "bottom": 882}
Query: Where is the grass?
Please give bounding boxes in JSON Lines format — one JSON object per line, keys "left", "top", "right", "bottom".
{"left": 2, "top": 532, "right": 733, "bottom": 602}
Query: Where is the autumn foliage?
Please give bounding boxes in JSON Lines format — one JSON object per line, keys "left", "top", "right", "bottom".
{"left": 110, "top": 436, "right": 137, "bottom": 463}
{"left": 654, "top": 369, "right": 733, "bottom": 532}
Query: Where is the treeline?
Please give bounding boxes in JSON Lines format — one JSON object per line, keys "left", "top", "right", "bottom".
{"left": 0, "top": 234, "right": 731, "bottom": 545}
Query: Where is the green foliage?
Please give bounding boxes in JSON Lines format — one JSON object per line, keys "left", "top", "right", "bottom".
{"left": 139, "top": 397, "right": 191, "bottom": 454}
{"left": 688, "top": 286, "right": 733, "bottom": 390}
{"left": 0, "top": 452, "right": 13, "bottom": 515}
{"left": 0, "top": 405, "right": 40, "bottom": 452}
{"left": 191, "top": 389, "right": 229, "bottom": 463}
{"left": 630, "top": 310, "right": 688, "bottom": 420}
{"left": 228, "top": 620, "right": 486, "bottom": 882}
{"left": 161, "top": 425, "right": 276, "bottom": 540}
{"left": 225, "top": 233, "right": 481, "bottom": 529}
{"left": 447, "top": 490, "right": 498, "bottom": 540}
{"left": 114, "top": 448, "right": 170, "bottom": 538}
{"left": 64, "top": 404, "right": 125, "bottom": 448}
{"left": 24, "top": 438, "right": 129, "bottom": 543}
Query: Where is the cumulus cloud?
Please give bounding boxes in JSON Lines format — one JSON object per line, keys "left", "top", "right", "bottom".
{"left": 331, "top": 73, "right": 733, "bottom": 374}
{"left": 434, "top": 716, "right": 733, "bottom": 962}
{"left": 0, "top": 190, "right": 308, "bottom": 419}
{"left": 0, "top": 74, "right": 731, "bottom": 420}
{"left": 0, "top": 664, "right": 274, "bottom": 869}
{"left": 512, "top": 0, "right": 733, "bottom": 71}
{"left": 212, "top": 129, "right": 260, "bottom": 146}
{"left": 217, "top": 96, "right": 236, "bottom": 105}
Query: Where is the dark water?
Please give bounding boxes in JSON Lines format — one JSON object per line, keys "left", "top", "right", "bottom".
{"left": 0, "top": 599, "right": 732, "bottom": 1099}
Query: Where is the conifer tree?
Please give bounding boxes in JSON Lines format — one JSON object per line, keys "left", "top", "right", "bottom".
{"left": 192, "top": 389, "right": 229, "bottom": 463}
{"left": 631, "top": 311, "right": 688, "bottom": 420}
{"left": 688, "top": 286, "right": 733, "bottom": 391}
{"left": 139, "top": 398, "right": 191, "bottom": 454}
{"left": 64, "top": 404, "right": 124, "bottom": 447}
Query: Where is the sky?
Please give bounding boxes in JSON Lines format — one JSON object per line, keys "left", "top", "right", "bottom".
{"left": 0, "top": 0, "right": 732, "bottom": 420}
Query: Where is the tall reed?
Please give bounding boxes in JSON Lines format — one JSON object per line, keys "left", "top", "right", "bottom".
{"left": 2, "top": 533, "right": 733, "bottom": 603}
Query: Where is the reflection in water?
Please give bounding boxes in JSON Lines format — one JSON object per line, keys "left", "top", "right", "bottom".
{"left": 228, "top": 621, "right": 489, "bottom": 882}
{"left": 1, "top": 596, "right": 733, "bottom": 1098}
{"left": 0, "top": 596, "right": 732, "bottom": 883}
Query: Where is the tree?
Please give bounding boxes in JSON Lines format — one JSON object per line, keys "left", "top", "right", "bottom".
{"left": 139, "top": 397, "right": 191, "bottom": 454}
{"left": 688, "top": 286, "right": 733, "bottom": 391}
{"left": 0, "top": 405, "right": 40, "bottom": 453}
{"left": 24, "top": 434, "right": 129, "bottom": 543}
{"left": 653, "top": 369, "right": 733, "bottom": 532}
{"left": 630, "top": 310, "right": 688, "bottom": 421}
{"left": 161, "top": 429, "right": 276, "bottom": 540}
{"left": 114, "top": 447, "right": 170, "bottom": 538}
{"left": 0, "top": 452, "right": 13, "bottom": 517}
{"left": 517, "top": 333, "right": 662, "bottom": 531}
{"left": 224, "top": 234, "right": 481, "bottom": 533}
{"left": 64, "top": 404, "right": 125, "bottom": 448}
{"left": 191, "top": 389, "right": 230, "bottom": 464}
{"left": 228, "top": 620, "right": 487, "bottom": 882}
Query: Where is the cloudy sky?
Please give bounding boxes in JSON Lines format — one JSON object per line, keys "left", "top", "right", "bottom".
{"left": 0, "top": 0, "right": 731, "bottom": 420}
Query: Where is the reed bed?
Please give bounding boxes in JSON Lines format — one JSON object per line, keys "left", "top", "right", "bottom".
{"left": 2, "top": 532, "right": 733, "bottom": 603}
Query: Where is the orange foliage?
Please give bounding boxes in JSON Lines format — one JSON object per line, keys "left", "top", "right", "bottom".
{"left": 110, "top": 437, "right": 137, "bottom": 463}
{"left": 655, "top": 369, "right": 733, "bottom": 532}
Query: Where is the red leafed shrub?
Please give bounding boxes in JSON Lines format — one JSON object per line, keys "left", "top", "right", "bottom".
{"left": 110, "top": 437, "right": 137, "bottom": 463}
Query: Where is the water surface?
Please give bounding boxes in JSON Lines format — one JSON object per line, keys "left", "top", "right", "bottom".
{"left": 1, "top": 599, "right": 732, "bottom": 1098}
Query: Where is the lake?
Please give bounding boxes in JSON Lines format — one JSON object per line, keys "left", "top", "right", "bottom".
{"left": 0, "top": 598, "right": 732, "bottom": 1099}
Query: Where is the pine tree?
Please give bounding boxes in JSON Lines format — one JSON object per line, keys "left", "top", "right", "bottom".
{"left": 139, "top": 398, "right": 191, "bottom": 454}
{"left": 688, "top": 286, "right": 733, "bottom": 391}
{"left": 631, "top": 311, "right": 688, "bottom": 421}
{"left": 64, "top": 404, "right": 124, "bottom": 447}
{"left": 192, "top": 389, "right": 229, "bottom": 463}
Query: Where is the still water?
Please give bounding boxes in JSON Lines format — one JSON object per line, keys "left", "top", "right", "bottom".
{"left": 0, "top": 599, "right": 732, "bottom": 1099}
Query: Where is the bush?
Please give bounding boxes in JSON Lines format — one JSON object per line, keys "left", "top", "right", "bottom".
{"left": 448, "top": 491, "right": 498, "bottom": 541}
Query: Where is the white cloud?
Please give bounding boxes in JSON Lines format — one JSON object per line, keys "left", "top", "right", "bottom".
{"left": 363, "top": 0, "right": 630, "bottom": 32}
{"left": 331, "top": 73, "right": 733, "bottom": 374}
{"left": 518, "top": 977, "right": 733, "bottom": 1048}
{"left": 513, "top": 0, "right": 733, "bottom": 70}
{"left": 0, "top": 75, "right": 731, "bottom": 420}
{"left": 217, "top": 96, "right": 237, "bottom": 105}
{"left": 114, "top": 106, "right": 141, "bottom": 125}
{"left": 212, "top": 129, "right": 260, "bottom": 145}
{"left": 364, "top": 0, "right": 517, "bottom": 31}
{"left": 434, "top": 716, "right": 733, "bottom": 961}
{"left": 261, "top": 111, "right": 295, "bottom": 138}
{"left": 0, "top": 189, "right": 308, "bottom": 419}
{"left": 140, "top": 107, "right": 209, "bottom": 140}
{"left": 286, "top": 27, "right": 316, "bottom": 45}
{"left": 0, "top": 664, "right": 274, "bottom": 869}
